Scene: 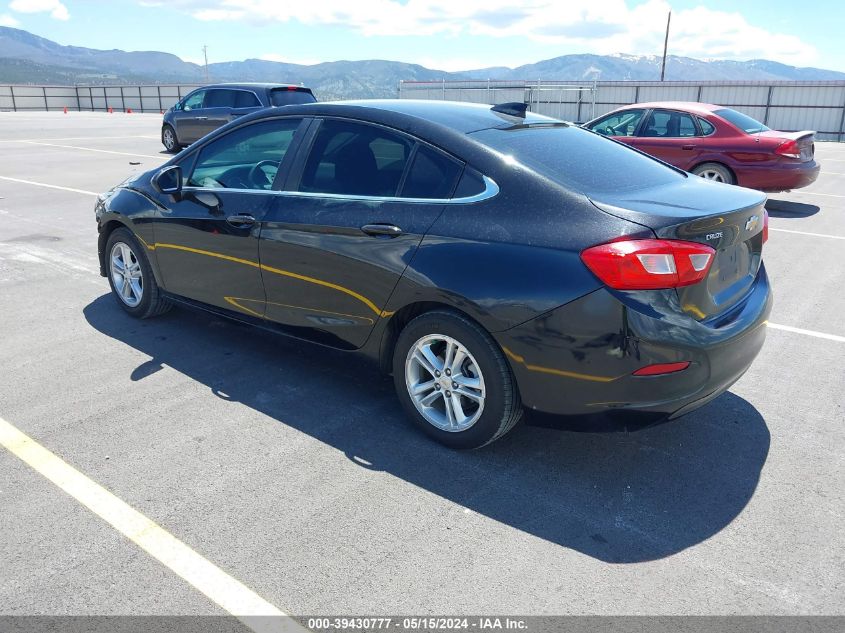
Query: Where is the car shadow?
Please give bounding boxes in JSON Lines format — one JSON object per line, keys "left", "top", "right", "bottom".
{"left": 766, "top": 198, "right": 820, "bottom": 218}
{"left": 84, "top": 295, "right": 770, "bottom": 564}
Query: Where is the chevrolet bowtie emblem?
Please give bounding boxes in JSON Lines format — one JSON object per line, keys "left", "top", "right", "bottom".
{"left": 745, "top": 215, "right": 760, "bottom": 231}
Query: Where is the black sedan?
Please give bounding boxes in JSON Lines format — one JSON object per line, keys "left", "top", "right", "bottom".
{"left": 96, "top": 100, "right": 771, "bottom": 449}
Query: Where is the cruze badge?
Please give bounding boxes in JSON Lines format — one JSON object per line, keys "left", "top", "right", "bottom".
{"left": 706, "top": 232, "right": 723, "bottom": 240}
{"left": 745, "top": 215, "right": 760, "bottom": 232}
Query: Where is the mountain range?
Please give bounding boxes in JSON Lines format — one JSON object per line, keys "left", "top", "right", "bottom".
{"left": 2, "top": 26, "right": 844, "bottom": 100}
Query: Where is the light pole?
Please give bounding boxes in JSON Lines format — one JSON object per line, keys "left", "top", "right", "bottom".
{"left": 660, "top": 11, "right": 671, "bottom": 81}
{"left": 202, "top": 45, "right": 209, "bottom": 83}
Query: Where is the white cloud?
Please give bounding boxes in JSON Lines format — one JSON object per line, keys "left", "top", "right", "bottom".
{"left": 0, "top": 13, "right": 22, "bottom": 26}
{"left": 155, "top": 0, "right": 818, "bottom": 66}
{"left": 9, "top": 0, "right": 70, "bottom": 21}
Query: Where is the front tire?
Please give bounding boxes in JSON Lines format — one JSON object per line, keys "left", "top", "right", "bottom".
{"left": 105, "top": 227, "right": 171, "bottom": 319}
{"left": 692, "top": 162, "right": 734, "bottom": 185}
{"left": 393, "top": 310, "right": 522, "bottom": 449}
{"left": 162, "top": 124, "right": 181, "bottom": 153}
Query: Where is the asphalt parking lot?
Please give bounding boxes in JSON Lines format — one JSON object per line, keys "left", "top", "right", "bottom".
{"left": 0, "top": 112, "right": 843, "bottom": 623}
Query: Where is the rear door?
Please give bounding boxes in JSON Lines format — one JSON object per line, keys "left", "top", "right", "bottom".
{"left": 631, "top": 109, "right": 703, "bottom": 169}
{"left": 258, "top": 117, "right": 461, "bottom": 348}
{"left": 150, "top": 117, "right": 307, "bottom": 316}
{"left": 230, "top": 89, "right": 264, "bottom": 122}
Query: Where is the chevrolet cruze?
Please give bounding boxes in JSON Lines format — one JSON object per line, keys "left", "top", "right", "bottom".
{"left": 96, "top": 100, "right": 771, "bottom": 448}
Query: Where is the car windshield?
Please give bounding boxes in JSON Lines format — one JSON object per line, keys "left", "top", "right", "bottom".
{"left": 715, "top": 108, "right": 770, "bottom": 134}
{"left": 470, "top": 124, "right": 684, "bottom": 194}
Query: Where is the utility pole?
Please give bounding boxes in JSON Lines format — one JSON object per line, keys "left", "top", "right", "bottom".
{"left": 202, "top": 45, "right": 209, "bottom": 83}
{"left": 660, "top": 10, "right": 671, "bottom": 81}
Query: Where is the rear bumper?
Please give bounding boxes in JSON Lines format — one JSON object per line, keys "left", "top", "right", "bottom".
{"left": 494, "top": 265, "right": 772, "bottom": 421}
{"left": 737, "top": 160, "right": 819, "bottom": 192}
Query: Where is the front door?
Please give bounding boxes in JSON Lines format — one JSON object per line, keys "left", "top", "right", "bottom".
{"left": 258, "top": 118, "right": 463, "bottom": 349}
{"left": 172, "top": 89, "right": 207, "bottom": 144}
{"left": 150, "top": 116, "right": 307, "bottom": 317}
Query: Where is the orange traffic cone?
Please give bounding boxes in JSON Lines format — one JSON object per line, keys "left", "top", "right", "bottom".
{"left": 63, "top": 106, "right": 68, "bottom": 114}
{"left": 108, "top": 107, "right": 113, "bottom": 113}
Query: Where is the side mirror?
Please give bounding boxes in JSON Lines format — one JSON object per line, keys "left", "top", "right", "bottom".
{"left": 151, "top": 165, "right": 183, "bottom": 197}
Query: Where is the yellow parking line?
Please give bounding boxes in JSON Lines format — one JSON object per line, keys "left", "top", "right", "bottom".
{"left": 0, "top": 416, "right": 305, "bottom": 632}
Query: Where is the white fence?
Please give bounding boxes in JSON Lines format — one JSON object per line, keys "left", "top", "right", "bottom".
{"left": 0, "top": 84, "right": 204, "bottom": 114}
{"left": 398, "top": 79, "right": 845, "bottom": 141}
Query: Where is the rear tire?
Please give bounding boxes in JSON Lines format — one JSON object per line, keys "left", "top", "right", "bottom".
{"left": 393, "top": 310, "right": 522, "bottom": 449}
{"left": 692, "top": 162, "right": 734, "bottom": 185}
{"left": 162, "top": 124, "right": 181, "bottom": 153}
{"left": 105, "top": 227, "right": 171, "bottom": 319}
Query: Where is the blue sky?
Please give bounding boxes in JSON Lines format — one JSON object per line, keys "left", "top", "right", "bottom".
{"left": 1, "top": 0, "right": 842, "bottom": 72}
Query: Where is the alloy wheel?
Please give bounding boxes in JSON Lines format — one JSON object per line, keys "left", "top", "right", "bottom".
{"left": 405, "top": 334, "right": 486, "bottom": 432}
{"left": 698, "top": 169, "right": 725, "bottom": 182}
{"left": 110, "top": 241, "right": 143, "bottom": 307}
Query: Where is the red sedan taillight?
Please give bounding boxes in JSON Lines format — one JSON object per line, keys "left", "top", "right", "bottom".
{"left": 580, "top": 239, "right": 716, "bottom": 290}
{"left": 774, "top": 139, "right": 800, "bottom": 159}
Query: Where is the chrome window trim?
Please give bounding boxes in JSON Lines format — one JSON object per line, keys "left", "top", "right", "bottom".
{"left": 179, "top": 175, "right": 499, "bottom": 205}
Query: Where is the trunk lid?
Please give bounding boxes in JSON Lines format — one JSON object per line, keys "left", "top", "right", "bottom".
{"left": 759, "top": 130, "right": 815, "bottom": 162}
{"left": 590, "top": 177, "right": 767, "bottom": 321}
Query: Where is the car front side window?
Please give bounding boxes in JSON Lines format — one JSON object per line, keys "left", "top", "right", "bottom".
{"left": 589, "top": 109, "right": 644, "bottom": 137}
{"left": 188, "top": 118, "right": 302, "bottom": 191}
{"left": 182, "top": 91, "right": 205, "bottom": 111}
{"left": 298, "top": 120, "right": 413, "bottom": 197}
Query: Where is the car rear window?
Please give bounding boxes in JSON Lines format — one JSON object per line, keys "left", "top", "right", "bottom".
{"left": 715, "top": 108, "right": 770, "bottom": 134}
{"left": 470, "top": 125, "right": 684, "bottom": 194}
{"left": 270, "top": 88, "right": 317, "bottom": 106}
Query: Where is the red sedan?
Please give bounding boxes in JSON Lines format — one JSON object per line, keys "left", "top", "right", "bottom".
{"left": 584, "top": 102, "right": 820, "bottom": 192}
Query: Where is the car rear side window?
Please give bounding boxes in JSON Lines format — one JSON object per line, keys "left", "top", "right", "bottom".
{"left": 641, "top": 110, "right": 697, "bottom": 137}
{"left": 698, "top": 118, "right": 716, "bottom": 135}
{"left": 715, "top": 108, "right": 770, "bottom": 134}
{"left": 400, "top": 145, "right": 462, "bottom": 199}
{"left": 471, "top": 125, "right": 683, "bottom": 195}
{"left": 188, "top": 118, "right": 302, "bottom": 190}
{"left": 234, "top": 90, "right": 261, "bottom": 108}
{"left": 299, "top": 119, "right": 413, "bottom": 197}
{"left": 270, "top": 88, "right": 317, "bottom": 106}
{"left": 204, "top": 89, "right": 236, "bottom": 108}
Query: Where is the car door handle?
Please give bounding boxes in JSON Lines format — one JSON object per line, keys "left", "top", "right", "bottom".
{"left": 682, "top": 144, "right": 696, "bottom": 150}
{"left": 226, "top": 214, "right": 256, "bottom": 227}
{"left": 361, "top": 223, "right": 403, "bottom": 237}
{"left": 195, "top": 116, "right": 208, "bottom": 121}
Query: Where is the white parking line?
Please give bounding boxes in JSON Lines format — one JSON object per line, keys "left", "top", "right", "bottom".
{"left": 794, "top": 191, "right": 845, "bottom": 199}
{"left": 20, "top": 141, "right": 164, "bottom": 160}
{"left": 0, "top": 135, "right": 158, "bottom": 143}
{"left": 768, "top": 323, "right": 845, "bottom": 343}
{"left": 0, "top": 416, "right": 304, "bottom": 633}
{"left": 0, "top": 175, "right": 98, "bottom": 196}
{"left": 769, "top": 228, "right": 845, "bottom": 240}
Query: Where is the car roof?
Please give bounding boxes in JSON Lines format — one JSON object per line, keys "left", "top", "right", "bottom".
{"left": 239, "top": 99, "right": 559, "bottom": 134}
{"left": 198, "top": 83, "right": 309, "bottom": 90}
{"left": 612, "top": 101, "right": 722, "bottom": 116}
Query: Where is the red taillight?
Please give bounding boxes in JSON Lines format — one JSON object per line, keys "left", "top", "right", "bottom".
{"left": 763, "top": 209, "right": 769, "bottom": 244}
{"left": 632, "top": 361, "right": 690, "bottom": 376}
{"left": 580, "top": 239, "right": 716, "bottom": 290}
{"left": 774, "top": 139, "right": 800, "bottom": 159}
